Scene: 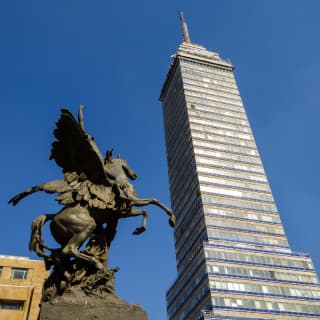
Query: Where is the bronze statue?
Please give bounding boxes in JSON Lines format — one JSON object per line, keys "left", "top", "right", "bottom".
{"left": 9, "top": 106, "right": 175, "bottom": 300}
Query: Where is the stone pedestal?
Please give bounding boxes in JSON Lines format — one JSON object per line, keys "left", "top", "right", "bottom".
{"left": 39, "top": 287, "right": 147, "bottom": 320}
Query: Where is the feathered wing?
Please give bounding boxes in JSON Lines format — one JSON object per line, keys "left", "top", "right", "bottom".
{"left": 50, "top": 108, "right": 105, "bottom": 183}
{"left": 50, "top": 108, "right": 115, "bottom": 209}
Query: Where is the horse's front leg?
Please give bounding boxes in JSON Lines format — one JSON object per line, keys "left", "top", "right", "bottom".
{"left": 130, "top": 198, "right": 176, "bottom": 227}
{"left": 120, "top": 208, "right": 148, "bottom": 235}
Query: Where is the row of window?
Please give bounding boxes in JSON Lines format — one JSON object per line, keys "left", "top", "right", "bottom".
{"left": 190, "top": 119, "right": 251, "bottom": 141}
{"left": 194, "top": 140, "right": 259, "bottom": 159}
{"left": 188, "top": 103, "right": 246, "bottom": 121}
{"left": 196, "top": 156, "right": 265, "bottom": 174}
{"left": 194, "top": 147, "right": 262, "bottom": 168}
{"left": 197, "top": 163, "right": 267, "bottom": 183}
{"left": 191, "top": 127, "right": 253, "bottom": 148}
{"left": 205, "top": 217, "right": 284, "bottom": 236}
{"left": 186, "top": 90, "right": 243, "bottom": 108}
{"left": 185, "top": 84, "right": 242, "bottom": 106}
{"left": 0, "top": 267, "right": 28, "bottom": 280}
{"left": 169, "top": 259, "right": 318, "bottom": 317}
{"left": 207, "top": 229, "right": 288, "bottom": 248}
{"left": 200, "top": 185, "right": 274, "bottom": 203}
{"left": 203, "top": 206, "right": 281, "bottom": 224}
{"left": 210, "top": 279, "right": 320, "bottom": 299}
{"left": 199, "top": 174, "right": 271, "bottom": 193}
{"left": 197, "top": 162, "right": 265, "bottom": 182}
{"left": 183, "top": 76, "right": 240, "bottom": 95}
{"left": 211, "top": 296, "right": 320, "bottom": 315}
{"left": 187, "top": 95, "right": 245, "bottom": 115}
{"left": 180, "top": 60, "right": 234, "bottom": 82}
{"left": 191, "top": 123, "right": 253, "bottom": 142}
{"left": 193, "top": 132, "right": 257, "bottom": 150}
{"left": 205, "top": 249, "right": 313, "bottom": 270}
{"left": 202, "top": 194, "right": 277, "bottom": 213}
{"left": 207, "top": 263, "right": 318, "bottom": 284}
{"left": 182, "top": 70, "right": 239, "bottom": 91}
{"left": 189, "top": 113, "right": 250, "bottom": 134}
{"left": 191, "top": 131, "right": 254, "bottom": 153}
{"left": 197, "top": 165, "right": 266, "bottom": 184}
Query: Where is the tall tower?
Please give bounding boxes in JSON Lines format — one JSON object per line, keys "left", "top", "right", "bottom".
{"left": 160, "top": 13, "right": 320, "bottom": 320}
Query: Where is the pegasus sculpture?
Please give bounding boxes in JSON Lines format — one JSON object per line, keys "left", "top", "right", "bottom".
{"left": 9, "top": 106, "right": 175, "bottom": 299}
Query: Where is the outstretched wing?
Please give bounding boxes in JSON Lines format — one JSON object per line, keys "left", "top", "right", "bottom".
{"left": 50, "top": 108, "right": 107, "bottom": 185}
{"left": 49, "top": 108, "right": 115, "bottom": 209}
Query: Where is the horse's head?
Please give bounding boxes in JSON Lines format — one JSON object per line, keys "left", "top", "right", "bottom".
{"left": 104, "top": 151, "right": 137, "bottom": 181}
{"left": 118, "top": 158, "right": 137, "bottom": 181}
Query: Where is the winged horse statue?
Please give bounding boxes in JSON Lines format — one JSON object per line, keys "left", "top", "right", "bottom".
{"left": 9, "top": 106, "right": 175, "bottom": 297}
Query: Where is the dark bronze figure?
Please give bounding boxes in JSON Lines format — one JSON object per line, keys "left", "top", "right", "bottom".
{"left": 9, "top": 107, "right": 175, "bottom": 300}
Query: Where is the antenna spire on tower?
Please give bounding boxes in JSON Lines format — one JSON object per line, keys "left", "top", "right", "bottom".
{"left": 179, "top": 10, "right": 191, "bottom": 43}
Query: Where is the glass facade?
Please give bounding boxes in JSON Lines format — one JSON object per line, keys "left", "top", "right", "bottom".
{"left": 160, "top": 40, "right": 320, "bottom": 319}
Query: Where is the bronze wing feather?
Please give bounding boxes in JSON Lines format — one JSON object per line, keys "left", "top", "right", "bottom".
{"left": 50, "top": 108, "right": 115, "bottom": 209}
{"left": 50, "top": 108, "right": 107, "bottom": 185}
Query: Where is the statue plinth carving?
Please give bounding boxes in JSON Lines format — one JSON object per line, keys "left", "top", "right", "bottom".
{"left": 9, "top": 107, "right": 175, "bottom": 319}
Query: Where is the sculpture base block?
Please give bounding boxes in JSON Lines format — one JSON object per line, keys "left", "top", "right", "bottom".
{"left": 39, "top": 288, "right": 147, "bottom": 320}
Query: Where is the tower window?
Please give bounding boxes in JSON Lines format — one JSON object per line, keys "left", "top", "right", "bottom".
{"left": 10, "top": 268, "right": 28, "bottom": 280}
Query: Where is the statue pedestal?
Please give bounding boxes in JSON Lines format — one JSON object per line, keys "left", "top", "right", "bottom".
{"left": 39, "top": 287, "right": 147, "bottom": 320}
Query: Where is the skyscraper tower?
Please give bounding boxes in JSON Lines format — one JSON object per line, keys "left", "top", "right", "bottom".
{"left": 160, "top": 13, "right": 320, "bottom": 320}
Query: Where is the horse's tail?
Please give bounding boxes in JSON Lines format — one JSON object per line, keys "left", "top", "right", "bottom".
{"left": 9, "top": 179, "right": 69, "bottom": 206}
{"left": 29, "top": 214, "right": 55, "bottom": 259}
{"left": 8, "top": 185, "right": 40, "bottom": 206}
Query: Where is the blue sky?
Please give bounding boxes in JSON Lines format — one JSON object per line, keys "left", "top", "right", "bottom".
{"left": 1, "top": 1, "right": 320, "bottom": 319}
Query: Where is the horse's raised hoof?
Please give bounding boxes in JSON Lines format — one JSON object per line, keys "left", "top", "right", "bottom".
{"left": 133, "top": 226, "right": 146, "bottom": 235}
{"left": 169, "top": 216, "right": 176, "bottom": 227}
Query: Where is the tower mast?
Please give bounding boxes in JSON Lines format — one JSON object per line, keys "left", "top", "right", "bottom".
{"left": 179, "top": 11, "right": 191, "bottom": 43}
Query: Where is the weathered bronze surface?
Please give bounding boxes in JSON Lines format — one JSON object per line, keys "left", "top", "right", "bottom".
{"left": 9, "top": 106, "right": 175, "bottom": 304}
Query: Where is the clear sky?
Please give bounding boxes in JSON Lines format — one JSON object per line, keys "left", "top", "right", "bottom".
{"left": 1, "top": 1, "right": 320, "bottom": 319}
